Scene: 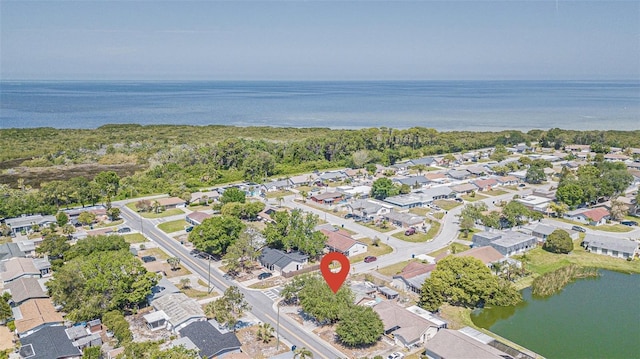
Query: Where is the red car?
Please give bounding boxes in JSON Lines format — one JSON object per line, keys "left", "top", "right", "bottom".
{"left": 364, "top": 256, "right": 377, "bottom": 263}
{"left": 404, "top": 227, "right": 416, "bottom": 236}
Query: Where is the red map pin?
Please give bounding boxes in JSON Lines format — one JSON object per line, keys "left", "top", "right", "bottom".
{"left": 320, "top": 252, "right": 350, "bottom": 294}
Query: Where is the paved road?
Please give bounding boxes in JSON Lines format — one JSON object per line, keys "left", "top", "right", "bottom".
{"left": 117, "top": 203, "right": 345, "bottom": 359}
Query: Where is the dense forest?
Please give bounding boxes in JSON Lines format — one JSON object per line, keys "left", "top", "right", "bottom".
{"left": 1, "top": 125, "right": 639, "bottom": 218}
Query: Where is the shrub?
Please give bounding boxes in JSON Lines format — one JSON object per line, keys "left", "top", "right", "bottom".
{"left": 543, "top": 229, "right": 573, "bottom": 254}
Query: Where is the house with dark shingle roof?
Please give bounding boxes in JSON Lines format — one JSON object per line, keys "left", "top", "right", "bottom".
{"left": 472, "top": 231, "right": 537, "bottom": 257}
{"left": 4, "top": 277, "right": 48, "bottom": 306}
{"left": 178, "top": 321, "right": 242, "bottom": 358}
{"left": 392, "top": 262, "right": 436, "bottom": 294}
{"left": 393, "top": 176, "right": 430, "bottom": 188}
{"left": 18, "top": 325, "right": 81, "bottom": 359}
{"left": 0, "top": 243, "right": 26, "bottom": 262}
{"left": 259, "top": 248, "right": 308, "bottom": 274}
{"left": 582, "top": 234, "right": 639, "bottom": 260}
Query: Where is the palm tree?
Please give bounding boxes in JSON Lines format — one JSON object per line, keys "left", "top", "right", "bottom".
{"left": 256, "top": 322, "right": 274, "bottom": 343}
{"left": 276, "top": 196, "right": 284, "bottom": 208}
{"left": 152, "top": 200, "right": 161, "bottom": 214}
{"left": 299, "top": 190, "right": 308, "bottom": 203}
{"left": 294, "top": 347, "right": 313, "bottom": 359}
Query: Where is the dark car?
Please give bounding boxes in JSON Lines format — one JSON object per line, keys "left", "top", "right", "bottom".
{"left": 364, "top": 256, "right": 377, "bottom": 263}
{"left": 404, "top": 227, "right": 416, "bottom": 236}
{"left": 185, "top": 226, "right": 194, "bottom": 232}
{"left": 572, "top": 225, "right": 587, "bottom": 233}
{"left": 620, "top": 220, "right": 638, "bottom": 227}
{"left": 344, "top": 213, "right": 354, "bottom": 219}
{"left": 141, "top": 256, "right": 156, "bottom": 263}
{"left": 117, "top": 227, "right": 131, "bottom": 233}
{"left": 189, "top": 249, "right": 200, "bottom": 256}
{"left": 454, "top": 198, "right": 464, "bottom": 203}
{"left": 257, "top": 272, "right": 273, "bottom": 280}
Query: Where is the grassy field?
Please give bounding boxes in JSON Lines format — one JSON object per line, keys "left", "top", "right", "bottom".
{"left": 427, "top": 243, "right": 471, "bottom": 258}
{"left": 182, "top": 287, "right": 218, "bottom": 299}
{"left": 138, "top": 247, "right": 170, "bottom": 260}
{"left": 484, "top": 189, "right": 509, "bottom": 196}
{"left": 457, "top": 227, "right": 479, "bottom": 240}
{"left": 125, "top": 202, "right": 185, "bottom": 218}
{"left": 434, "top": 199, "right": 462, "bottom": 211}
{"left": 158, "top": 219, "right": 188, "bottom": 233}
{"left": 95, "top": 219, "right": 124, "bottom": 228}
{"left": 409, "top": 207, "right": 432, "bottom": 216}
{"left": 433, "top": 212, "right": 445, "bottom": 220}
{"left": 123, "top": 233, "right": 147, "bottom": 243}
{"left": 461, "top": 193, "right": 489, "bottom": 202}
{"left": 393, "top": 222, "right": 441, "bottom": 243}
{"left": 553, "top": 217, "right": 633, "bottom": 233}
{"left": 359, "top": 221, "right": 396, "bottom": 233}
{"left": 349, "top": 238, "right": 393, "bottom": 264}
{"left": 377, "top": 259, "right": 421, "bottom": 276}
{"left": 265, "top": 190, "right": 293, "bottom": 199}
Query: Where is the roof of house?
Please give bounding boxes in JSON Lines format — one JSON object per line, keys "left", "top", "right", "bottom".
{"left": 473, "top": 178, "right": 498, "bottom": 189}
{"left": 157, "top": 197, "right": 186, "bottom": 206}
{"left": 311, "top": 191, "right": 343, "bottom": 201}
{"left": 383, "top": 211, "right": 425, "bottom": 226}
{"left": 454, "top": 246, "right": 504, "bottom": 265}
{"left": 473, "top": 231, "right": 536, "bottom": 248}
{"left": 580, "top": 207, "right": 610, "bottom": 222}
{"left": 5, "top": 215, "right": 56, "bottom": 228}
{"left": 394, "top": 176, "right": 429, "bottom": 186}
{"left": 447, "top": 169, "right": 470, "bottom": 179}
{"left": 583, "top": 234, "right": 639, "bottom": 254}
{"left": 409, "top": 157, "right": 436, "bottom": 166}
{"left": 426, "top": 329, "right": 512, "bottom": 359}
{"left": 262, "top": 179, "right": 291, "bottom": 189}
{"left": 467, "top": 166, "right": 491, "bottom": 175}
{"left": 321, "top": 229, "right": 364, "bottom": 253}
{"left": 451, "top": 183, "right": 479, "bottom": 193}
{"left": 151, "top": 293, "right": 205, "bottom": 328}
{"left": 494, "top": 175, "right": 519, "bottom": 183}
{"left": 18, "top": 325, "right": 81, "bottom": 359}
{"left": 319, "top": 171, "right": 348, "bottom": 180}
{"left": 15, "top": 298, "right": 64, "bottom": 334}
{"left": 0, "top": 242, "right": 26, "bottom": 261}
{"left": 259, "top": 248, "right": 308, "bottom": 270}
{"left": 372, "top": 301, "right": 437, "bottom": 345}
{"left": 190, "top": 190, "right": 220, "bottom": 202}
{"left": 349, "top": 199, "right": 383, "bottom": 214}
{"left": 425, "top": 172, "right": 447, "bottom": 181}
{"left": 531, "top": 223, "right": 557, "bottom": 236}
{"left": 398, "top": 262, "right": 436, "bottom": 279}
{"left": 4, "top": 277, "right": 48, "bottom": 304}
{"left": 179, "top": 321, "right": 241, "bottom": 358}
{"left": 148, "top": 276, "right": 181, "bottom": 302}
{"left": 0, "top": 257, "right": 40, "bottom": 283}
{"left": 186, "top": 211, "right": 212, "bottom": 224}
{"left": 289, "top": 174, "right": 316, "bottom": 184}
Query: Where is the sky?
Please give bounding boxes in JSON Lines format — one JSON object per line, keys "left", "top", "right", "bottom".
{"left": 1, "top": 1, "right": 639, "bottom": 80}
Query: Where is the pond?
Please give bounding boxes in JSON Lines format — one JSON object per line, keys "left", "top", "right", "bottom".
{"left": 471, "top": 270, "right": 640, "bottom": 359}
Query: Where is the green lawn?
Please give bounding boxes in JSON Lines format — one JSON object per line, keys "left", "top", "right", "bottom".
{"left": 158, "top": 219, "right": 189, "bottom": 233}
{"left": 265, "top": 190, "right": 293, "bottom": 199}
{"left": 484, "top": 189, "right": 509, "bottom": 196}
{"left": 349, "top": 238, "right": 393, "bottom": 264}
{"left": 457, "top": 228, "right": 479, "bottom": 240}
{"left": 359, "top": 221, "right": 396, "bottom": 233}
{"left": 409, "top": 207, "right": 431, "bottom": 216}
{"left": 95, "top": 219, "right": 124, "bottom": 228}
{"left": 138, "top": 248, "right": 170, "bottom": 261}
{"left": 182, "top": 287, "right": 218, "bottom": 299}
{"left": 427, "top": 243, "right": 471, "bottom": 258}
{"left": 434, "top": 200, "right": 462, "bottom": 211}
{"left": 393, "top": 222, "right": 441, "bottom": 243}
{"left": 125, "top": 202, "right": 185, "bottom": 218}
{"left": 377, "top": 259, "right": 417, "bottom": 276}
{"left": 553, "top": 217, "right": 633, "bottom": 233}
{"left": 123, "top": 233, "right": 147, "bottom": 244}
{"left": 433, "top": 212, "right": 445, "bottom": 220}
{"left": 461, "top": 193, "right": 489, "bottom": 202}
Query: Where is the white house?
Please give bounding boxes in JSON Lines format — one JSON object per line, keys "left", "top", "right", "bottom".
{"left": 320, "top": 228, "right": 368, "bottom": 257}
{"left": 582, "top": 234, "right": 638, "bottom": 260}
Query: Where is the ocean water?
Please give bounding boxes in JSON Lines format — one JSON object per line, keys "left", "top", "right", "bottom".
{"left": 1, "top": 80, "right": 638, "bottom": 131}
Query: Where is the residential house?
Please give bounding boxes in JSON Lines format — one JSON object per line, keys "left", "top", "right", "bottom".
{"left": 408, "top": 156, "right": 438, "bottom": 167}
{"left": 494, "top": 175, "right": 520, "bottom": 186}
{"left": 425, "top": 328, "right": 518, "bottom": 359}
{"left": 508, "top": 170, "right": 528, "bottom": 180}
{"left": 472, "top": 178, "right": 498, "bottom": 192}
{"left": 33, "top": 257, "right": 51, "bottom": 277}
{"left": 392, "top": 262, "right": 436, "bottom": 294}
{"left": 0, "top": 257, "right": 41, "bottom": 283}
{"left": 16, "top": 241, "right": 36, "bottom": 258}
{"left": 185, "top": 211, "right": 212, "bottom": 226}
{"left": 451, "top": 183, "right": 478, "bottom": 195}
{"left": 565, "top": 144, "right": 591, "bottom": 152}
{"left": 528, "top": 224, "right": 579, "bottom": 242}
{"left": 147, "top": 276, "right": 181, "bottom": 303}
{"left": 5, "top": 215, "right": 56, "bottom": 235}
{"left": 382, "top": 211, "right": 425, "bottom": 228}
{"left": 582, "top": 234, "right": 639, "bottom": 260}
{"left": 472, "top": 231, "right": 537, "bottom": 257}
{"left": 259, "top": 248, "right": 308, "bottom": 274}
{"left": 346, "top": 199, "right": 392, "bottom": 220}
{"left": 14, "top": 298, "right": 64, "bottom": 337}
{"left": 453, "top": 246, "right": 505, "bottom": 267}
{"left": 350, "top": 282, "right": 378, "bottom": 306}
{"left": 150, "top": 293, "right": 206, "bottom": 333}
{"left": 393, "top": 176, "right": 429, "bottom": 188}
{"left": 384, "top": 187, "right": 454, "bottom": 209}
{"left": 178, "top": 321, "right": 242, "bottom": 358}
{"left": 257, "top": 207, "right": 284, "bottom": 224}
{"left": 532, "top": 188, "right": 557, "bottom": 200}
{"left": 377, "top": 286, "right": 400, "bottom": 300}
{"left": 261, "top": 179, "right": 292, "bottom": 194}
{"left": 310, "top": 191, "right": 343, "bottom": 205}
{"left": 447, "top": 169, "right": 471, "bottom": 180}
{"left": 289, "top": 174, "right": 317, "bottom": 187}
{"left": 467, "top": 166, "right": 491, "bottom": 177}
{"left": 156, "top": 197, "right": 187, "bottom": 210}
{"left": 321, "top": 229, "right": 368, "bottom": 257}
{"left": 0, "top": 243, "right": 26, "bottom": 261}
{"left": 604, "top": 153, "right": 629, "bottom": 162}
{"left": 190, "top": 190, "right": 220, "bottom": 205}
{"left": 424, "top": 172, "right": 449, "bottom": 183}
{"left": 515, "top": 195, "right": 552, "bottom": 213}
{"left": 18, "top": 325, "right": 82, "bottom": 359}
{"left": 338, "top": 185, "right": 372, "bottom": 199}
{"left": 565, "top": 207, "right": 610, "bottom": 226}
{"left": 372, "top": 301, "right": 442, "bottom": 348}
{"left": 3, "top": 277, "right": 48, "bottom": 306}
{"left": 319, "top": 170, "right": 349, "bottom": 182}
{"left": 65, "top": 324, "right": 102, "bottom": 351}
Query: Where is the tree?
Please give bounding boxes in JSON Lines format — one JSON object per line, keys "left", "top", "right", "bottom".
{"left": 223, "top": 231, "right": 261, "bottom": 274}
{"left": 221, "top": 202, "right": 244, "bottom": 218}
{"left": 256, "top": 322, "right": 274, "bottom": 343}
{"left": 610, "top": 198, "right": 628, "bottom": 221}
{"left": 135, "top": 199, "right": 152, "bottom": 212}
{"left": 94, "top": 171, "right": 120, "bottom": 198}
{"left": 460, "top": 216, "right": 475, "bottom": 238}
{"left": 107, "top": 207, "right": 120, "bottom": 221}
{"left": 549, "top": 202, "right": 569, "bottom": 218}
{"left": 205, "top": 286, "right": 250, "bottom": 330}
{"left": 419, "top": 256, "right": 521, "bottom": 311}
{"left": 298, "top": 275, "right": 353, "bottom": 323}
{"left": 36, "top": 234, "right": 70, "bottom": 268}
{"left": 525, "top": 166, "right": 545, "bottom": 184}
{"left": 556, "top": 182, "right": 585, "bottom": 208}
{"left": 370, "top": 178, "right": 399, "bottom": 200}
{"left": 167, "top": 257, "right": 181, "bottom": 271}
{"left": 221, "top": 187, "right": 246, "bottom": 204}
{"left": 263, "top": 209, "right": 325, "bottom": 258}
{"left": 179, "top": 278, "right": 191, "bottom": 289}
{"left": 294, "top": 347, "right": 313, "bottom": 359}
{"left": 0, "top": 293, "right": 12, "bottom": 323}
{"left": 543, "top": 229, "right": 573, "bottom": 254}
{"left": 243, "top": 150, "right": 275, "bottom": 181}
{"left": 102, "top": 310, "right": 133, "bottom": 344}
{"left": 412, "top": 164, "right": 428, "bottom": 175}
{"left": 352, "top": 149, "right": 370, "bottom": 168}
{"left": 56, "top": 211, "right": 69, "bottom": 227}
{"left": 490, "top": 144, "right": 509, "bottom": 162}
{"left": 336, "top": 305, "right": 383, "bottom": 346}
{"left": 189, "top": 216, "right": 245, "bottom": 256}
{"left": 77, "top": 211, "right": 96, "bottom": 226}
{"left": 120, "top": 341, "right": 199, "bottom": 359}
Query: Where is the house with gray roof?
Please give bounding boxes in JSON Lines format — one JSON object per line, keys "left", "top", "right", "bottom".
{"left": 5, "top": 215, "right": 56, "bottom": 235}
{"left": 258, "top": 247, "right": 308, "bottom": 274}
{"left": 4, "top": 277, "right": 48, "bottom": 305}
{"left": 179, "top": 321, "right": 242, "bottom": 358}
{"left": 451, "top": 183, "right": 478, "bottom": 194}
{"left": 319, "top": 170, "right": 349, "bottom": 182}
{"left": 582, "top": 234, "right": 638, "bottom": 260}
{"left": 384, "top": 187, "right": 454, "bottom": 209}
{"left": 472, "top": 231, "right": 537, "bottom": 257}
{"left": 393, "top": 175, "right": 430, "bottom": 188}
{"left": 528, "top": 224, "right": 579, "bottom": 242}
{"left": 19, "top": 325, "right": 81, "bottom": 359}
{"left": 447, "top": 169, "right": 471, "bottom": 180}
{"left": 408, "top": 156, "right": 437, "bottom": 167}
{"left": 261, "top": 179, "right": 292, "bottom": 193}
{"left": 425, "top": 329, "right": 516, "bottom": 359}
{"left": 0, "top": 242, "right": 26, "bottom": 261}
{"left": 372, "top": 300, "right": 442, "bottom": 349}
{"left": 382, "top": 211, "right": 425, "bottom": 228}
{"left": 147, "top": 276, "right": 181, "bottom": 303}
{"left": 346, "top": 199, "right": 391, "bottom": 219}
{"left": 150, "top": 292, "right": 206, "bottom": 333}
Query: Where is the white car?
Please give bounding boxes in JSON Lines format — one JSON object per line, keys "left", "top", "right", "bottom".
{"left": 387, "top": 352, "right": 405, "bottom": 359}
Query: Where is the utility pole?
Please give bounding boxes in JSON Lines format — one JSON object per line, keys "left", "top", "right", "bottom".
{"left": 276, "top": 298, "right": 281, "bottom": 350}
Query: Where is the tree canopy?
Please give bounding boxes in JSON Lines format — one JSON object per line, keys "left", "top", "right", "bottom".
{"left": 264, "top": 209, "right": 326, "bottom": 258}
{"left": 370, "top": 178, "right": 399, "bottom": 200}
{"left": 188, "top": 216, "right": 245, "bottom": 256}
{"left": 336, "top": 305, "right": 384, "bottom": 347}
{"left": 543, "top": 229, "right": 573, "bottom": 254}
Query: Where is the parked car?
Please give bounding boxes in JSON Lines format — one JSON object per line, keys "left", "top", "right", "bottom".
{"left": 572, "top": 225, "right": 587, "bottom": 233}
{"left": 387, "top": 352, "right": 405, "bottom": 359}
{"left": 189, "top": 249, "right": 200, "bottom": 256}
{"left": 344, "top": 213, "right": 354, "bottom": 219}
{"left": 620, "top": 220, "right": 638, "bottom": 226}
{"left": 404, "top": 227, "right": 416, "bottom": 236}
{"left": 117, "top": 227, "right": 131, "bottom": 233}
{"left": 364, "top": 256, "right": 377, "bottom": 263}
{"left": 141, "top": 256, "right": 156, "bottom": 263}
{"left": 454, "top": 198, "right": 464, "bottom": 203}
{"left": 185, "top": 226, "right": 194, "bottom": 232}
{"left": 518, "top": 183, "right": 526, "bottom": 187}
{"left": 257, "top": 272, "right": 273, "bottom": 280}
